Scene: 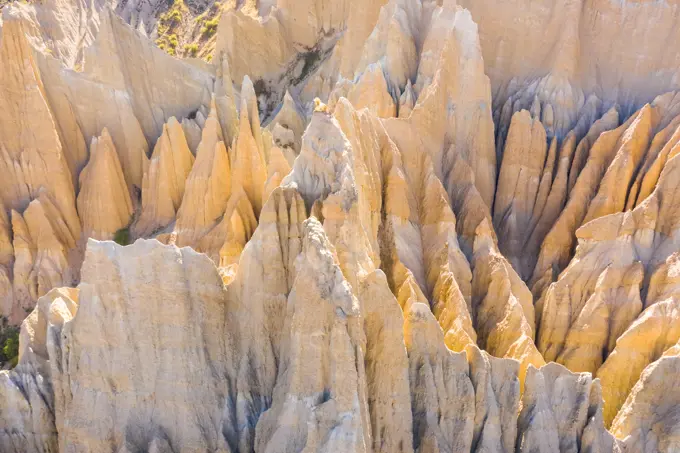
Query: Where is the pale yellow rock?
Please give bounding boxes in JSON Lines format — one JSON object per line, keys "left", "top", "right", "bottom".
{"left": 399, "top": 80, "right": 416, "bottom": 118}
{"left": 18, "top": 287, "right": 78, "bottom": 363}
{"left": 494, "top": 110, "right": 548, "bottom": 279}
{"left": 354, "top": 0, "right": 418, "bottom": 91}
{"left": 230, "top": 77, "right": 268, "bottom": 217}
{"left": 216, "top": 10, "right": 291, "bottom": 95}
{"left": 282, "top": 104, "right": 379, "bottom": 289}
{"left": 0, "top": 3, "right": 92, "bottom": 187}
{"left": 517, "top": 363, "right": 611, "bottom": 453}
{"left": 581, "top": 380, "right": 622, "bottom": 453}
{"left": 0, "top": 199, "right": 14, "bottom": 320}
{"left": 0, "top": 220, "right": 651, "bottom": 453}
{"left": 557, "top": 263, "right": 644, "bottom": 374}
{"left": 264, "top": 146, "right": 293, "bottom": 203}
{"left": 6, "top": 0, "right": 105, "bottom": 65}
{"left": 275, "top": 0, "right": 349, "bottom": 51}
{"left": 49, "top": 239, "right": 233, "bottom": 452}
{"left": 431, "top": 268, "right": 477, "bottom": 353}
{"left": 298, "top": 0, "right": 388, "bottom": 102}
{"left": 539, "top": 152, "right": 680, "bottom": 371}
{"left": 214, "top": 54, "right": 240, "bottom": 145}
{"left": 624, "top": 95, "right": 680, "bottom": 209}
{"left": 471, "top": 219, "right": 544, "bottom": 387}
{"left": 25, "top": 7, "right": 212, "bottom": 193}
{"left": 383, "top": 110, "right": 472, "bottom": 300}
{"left": 222, "top": 186, "right": 306, "bottom": 450}
{"left": 267, "top": 90, "right": 306, "bottom": 161}
{"left": 610, "top": 356, "right": 680, "bottom": 453}
{"left": 0, "top": 286, "right": 78, "bottom": 453}
{"left": 528, "top": 136, "right": 558, "bottom": 240}
{"left": 460, "top": 0, "right": 680, "bottom": 135}
{"left": 404, "top": 302, "right": 474, "bottom": 453}
{"left": 134, "top": 117, "right": 195, "bottom": 237}
{"left": 77, "top": 128, "right": 134, "bottom": 241}
{"left": 626, "top": 113, "right": 680, "bottom": 210}
{"left": 10, "top": 192, "right": 79, "bottom": 325}
{"left": 492, "top": 74, "right": 585, "bottom": 158}
{"left": 219, "top": 192, "right": 257, "bottom": 268}
{"left": 466, "top": 344, "right": 521, "bottom": 453}
{"left": 347, "top": 63, "right": 396, "bottom": 118}
{"left": 358, "top": 270, "right": 414, "bottom": 453}
{"left": 216, "top": 1, "right": 349, "bottom": 116}
{"left": 182, "top": 117, "right": 203, "bottom": 155}
{"left": 530, "top": 108, "right": 627, "bottom": 298}
{"left": 583, "top": 105, "right": 656, "bottom": 224}
{"left": 528, "top": 97, "right": 680, "bottom": 311}
{"left": 195, "top": 186, "right": 257, "bottom": 267}
{"left": 4, "top": 0, "right": 680, "bottom": 450}
{"left": 10, "top": 211, "right": 37, "bottom": 324}
{"left": 0, "top": 200, "right": 13, "bottom": 269}
{"left": 79, "top": 9, "right": 213, "bottom": 167}
{"left": 646, "top": 252, "right": 680, "bottom": 308}
{"left": 521, "top": 133, "right": 576, "bottom": 284}
{"left": 174, "top": 106, "right": 231, "bottom": 246}
{"left": 597, "top": 297, "right": 680, "bottom": 427}
{"left": 254, "top": 217, "right": 371, "bottom": 453}
{"left": 533, "top": 151, "right": 680, "bottom": 427}
{"left": 567, "top": 107, "right": 620, "bottom": 193}
{"left": 0, "top": 14, "right": 80, "bottom": 240}
{"left": 382, "top": 3, "right": 497, "bottom": 213}
{"left": 331, "top": 100, "right": 385, "bottom": 268}
{"left": 0, "top": 268, "right": 13, "bottom": 328}
{"left": 378, "top": 113, "right": 475, "bottom": 351}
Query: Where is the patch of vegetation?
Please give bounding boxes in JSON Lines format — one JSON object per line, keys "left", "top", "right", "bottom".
{"left": 0, "top": 318, "right": 19, "bottom": 369}
{"left": 154, "top": 0, "right": 223, "bottom": 62}
{"left": 113, "top": 227, "right": 131, "bottom": 246}
{"left": 200, "top": 17, "right": 219, "bottom": 38}
{"left": 164, "top": 8, "right": 182, "bottom": 25}
{"left": 155, "top": 0, "right": 188, "bottom": 57}
{"left": 184, "top": 43, "right": 199, "bottom": 57}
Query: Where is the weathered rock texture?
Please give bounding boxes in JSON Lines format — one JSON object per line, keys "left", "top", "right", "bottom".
{"left": 1, "top": 0, "right": 680, "bottom": 451}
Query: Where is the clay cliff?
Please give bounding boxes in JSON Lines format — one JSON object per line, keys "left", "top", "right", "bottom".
{"left": 1, "top": 0, "right": 680, "bottom": 452}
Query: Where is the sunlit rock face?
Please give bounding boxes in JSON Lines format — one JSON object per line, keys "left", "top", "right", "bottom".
{"left": 2, "top": 0, "right": 680, "bottom": 452}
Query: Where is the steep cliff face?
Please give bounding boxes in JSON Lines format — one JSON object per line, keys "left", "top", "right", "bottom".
{"left": 1, "top": 0, "right": 680, "bottom": 451}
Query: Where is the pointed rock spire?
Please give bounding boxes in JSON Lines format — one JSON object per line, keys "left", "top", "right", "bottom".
{"left": 174, "top": 104, "right": 231, "bottom": 246}
{"left": 77, "top": 128, "right": 133, "bottom": 241}
{"left": 135, "top": 117, "right": 195, "bottom": 237}
{"left": 230, "top": 78, "right": 268, "bottom": 218}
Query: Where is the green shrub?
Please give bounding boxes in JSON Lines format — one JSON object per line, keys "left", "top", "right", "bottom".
{"left": 160, "top": 0, "right": 185, "bottom": 26}
{"left": 201, "top": 17, "right": 219, "bottom": 37}
{"left": 0, "top": 322, "right": 19, "bottom": 368}
{"left": 184, "top": 43, "right": 199, "bottom": 57}
{"left": 168, "top": 9, "right": 182, "bottom": 24}
{"left": 113, "top": 227, "right": 131, "bottom": 246}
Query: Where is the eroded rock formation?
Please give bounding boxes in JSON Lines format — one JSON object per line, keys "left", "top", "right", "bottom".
{"left": 1, "top": 0, "right": 680, "bottom": 451}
